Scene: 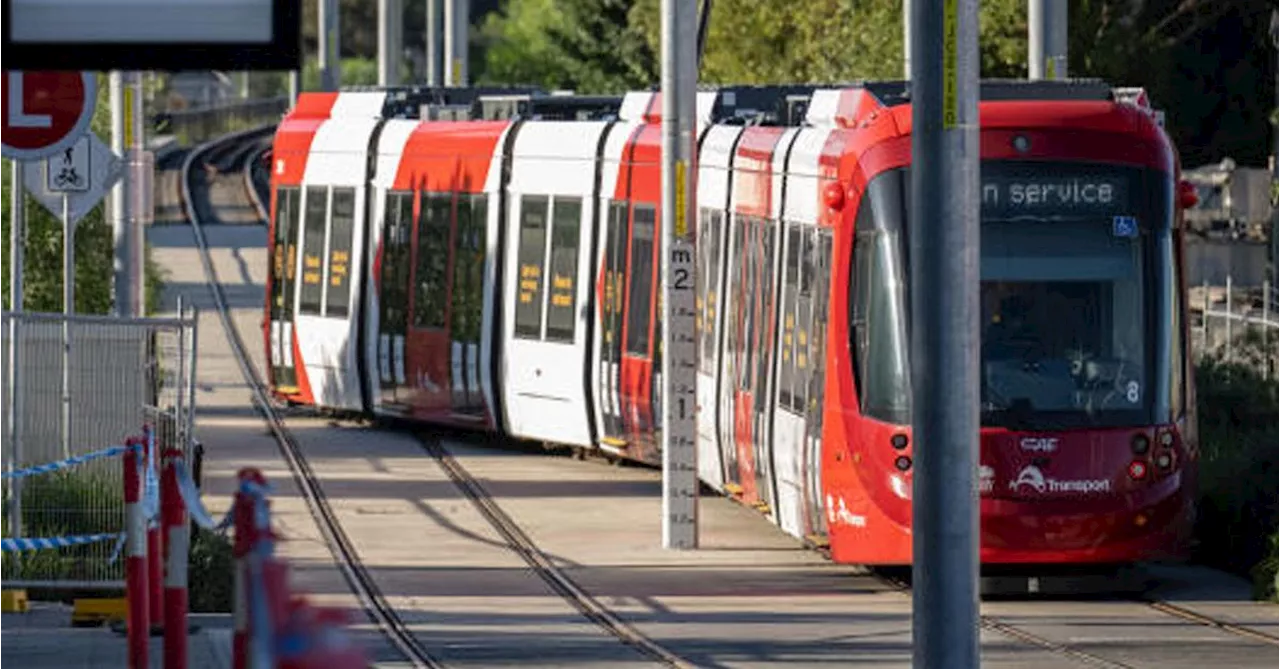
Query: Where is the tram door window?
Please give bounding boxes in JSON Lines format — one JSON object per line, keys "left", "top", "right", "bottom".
{"left": 625, "top": 206, "right": 656, "bottom": 357}
{"left": 697, "top": 208, "right": 723, "bottom": 376}
{"left": 413, "top": 192, "right": 452, "bottom": 329}
{"left": 325, "top": 187, "right": 356, "bottom": 318}
{"left": 600, "top": 200, "right": 629, "bottom": 439}
{"left": 545, "top": 197, "right": 583, "bottom": 343}
{"left": 299, "top": 186, "right": 329, "bottom": 316}
{"left": 753, "top": 218, "right": 779, "bottom": 508}
{"left": 514, "top": 195, "right": 549, "bottom": 339}
{"left": 779, "top": 224, "right": 803, "bottom": 414}
{"left": 270, "top": 186, "right": 300, "bottom": 389}
{"left": 720, "top": 218, "right": 747, "bottom": 483}
{"left": 805, "top": 227, "right": 833, "bottom": 536}
{"left": 379, "top": 191, "right": 414, "bottom": 408}
{"left": 450, "top": 194, "right": 488, "bottom": 413}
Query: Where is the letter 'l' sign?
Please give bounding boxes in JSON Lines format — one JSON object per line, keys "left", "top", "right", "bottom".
{"left": 7, "top": 73, "right": 53, "bottom": 128}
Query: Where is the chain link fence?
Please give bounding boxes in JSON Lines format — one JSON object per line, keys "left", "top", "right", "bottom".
{"left": 2, "top": 309, "right": 197, "bottom": 590}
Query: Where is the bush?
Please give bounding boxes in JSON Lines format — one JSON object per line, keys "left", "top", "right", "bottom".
{"left": 187, "top": 527, "right": 235, "bottom": 612}
{"left": 1252, "top": 534, "right": 1278, "bottom": 602}
{"left": 1193, "top": 339, "right": 1278, "bottom": 598}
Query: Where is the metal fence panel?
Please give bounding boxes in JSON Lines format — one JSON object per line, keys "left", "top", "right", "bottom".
{"left": 2, "top": 310, "right": 197, "bottom": 590}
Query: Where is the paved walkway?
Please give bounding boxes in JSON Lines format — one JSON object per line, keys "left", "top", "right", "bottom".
{"left": 1, "top": 605, "right": 232, "bottom": 669}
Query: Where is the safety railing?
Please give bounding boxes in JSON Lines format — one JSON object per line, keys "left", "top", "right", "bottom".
{"left": 1192, "top": 277, "right": 1279, "bottom": 377}
{"left": 152, "top": 97, "right": 289, "bottom": 148}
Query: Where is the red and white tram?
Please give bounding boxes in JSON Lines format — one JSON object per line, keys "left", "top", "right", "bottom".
{"left": 266, "top": 81, "right": 1199, "bottom": 566}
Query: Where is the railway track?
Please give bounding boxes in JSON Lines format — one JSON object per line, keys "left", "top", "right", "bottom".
{"left": 182, "top": 127, "right": 1276, "bottom": 669}
{"left": 180, "top": 128, "right": 698, "bottom": 668}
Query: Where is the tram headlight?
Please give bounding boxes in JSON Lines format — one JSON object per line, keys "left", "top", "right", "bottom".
{"left": 894, "top": 455, "right": 912, "bottom": 472}
{"left": 890, "top": 434, "right": 909, "bottom": 450}
{"left": 1155, "top": 452, "right": 1174, "bottom": 471}
{"left": 1131, "top": 434, "right": 1150, "bottom": 455}
{"left": 1159, "top": 432, "right": 1175, "bottom": 448}
{"left": 1127, "top": 460, "right": 1148, "bottom": 480}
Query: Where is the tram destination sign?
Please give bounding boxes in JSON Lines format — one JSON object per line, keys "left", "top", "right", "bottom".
{"left": 981, "top": 174, "right": 1130, "bottom": 218}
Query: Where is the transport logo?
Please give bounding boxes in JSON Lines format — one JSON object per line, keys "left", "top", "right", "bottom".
{"left": 1008, "top": 465, "right": 1111, "bottom": 495}
{"left": 1020, "top": 436, "right": 1058, "bottom": 453}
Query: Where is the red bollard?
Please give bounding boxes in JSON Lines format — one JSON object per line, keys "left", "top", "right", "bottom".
{"left": 162, "top": 448, "right": 189, "bottom": 669}
{"left": 232, "top": 468, "right": 268, "bottom": 669}
{"left": 123, "top": 437, "right": 149, "bottom": 669}
{"left": 146, "top": 428, "right": 165, "bottom": 634}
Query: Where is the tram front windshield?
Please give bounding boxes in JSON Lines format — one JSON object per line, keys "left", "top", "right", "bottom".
{"left": 978, "top": 167, "right": 1156, "bottom": 429}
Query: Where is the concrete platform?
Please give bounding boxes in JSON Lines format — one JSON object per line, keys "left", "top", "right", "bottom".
{"left": 1, "top": 604, "right": 232, "bottom": 669}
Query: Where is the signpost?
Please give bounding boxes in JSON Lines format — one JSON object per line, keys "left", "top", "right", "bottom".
{"left": 0, "top": 66, "right": 97, "bottom": 550}
{"left": 660, "top": 0, "right": 699, "bottom": 549}
{"left": 2, "top": 71, "right": 97, "bottom": 161}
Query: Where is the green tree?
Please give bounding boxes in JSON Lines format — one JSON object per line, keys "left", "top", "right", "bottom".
{"left": 3, "top": 74, "right": 166, "bottom": 315}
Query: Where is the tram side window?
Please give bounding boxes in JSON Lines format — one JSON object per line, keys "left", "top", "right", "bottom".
{"left": 381, "top": 191, "right": 414, "bottom": 330}
{"left": 514, "top": 195, "right": 549, "bottom": 339}
{"left": 299, "top": 186, "right": 329, "bottom": 316}
{"left": 545, "top": 197, "right": 582, "bottom": 343}
{"left": 450, "top": 194, "right": 488, "bottom": 343}
{"left": 852, "top": 227, "right": 911, "bottom": 424}
{"left": 626, "top": 205, "right": 657, "bottom": 356}
{"left": 697, "top": 208, "right": 722, "bottom": 374}
{"left": 414, "top": 192, "right": 452, "bottom": 329}
{"left": 325, "top": 187, "right": 356, "bottom": 318}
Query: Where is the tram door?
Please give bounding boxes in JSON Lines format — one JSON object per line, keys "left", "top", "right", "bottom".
{"left": 269, "top": 186, "right": 300, "bottom": 392}
{"left": 377, "top": 191, "right": 414, "bottom": 412}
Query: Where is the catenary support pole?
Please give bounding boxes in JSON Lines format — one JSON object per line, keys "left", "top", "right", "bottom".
{"left": 903, "top": 0, "right": 912, "bottom": 79}
{"left": 319, "top": 0, "right": 340, "bottom": 91}
{"left": 1028, "top": 0, "right": 1067, "bottom": 79}
{"left": 426, "top": 0, "right": 440, "bottom": 85}
{"left": 110, "top": 71, "right": 133, "bottom": 317}
{"left": 130, "top": 72, "right": 147, "bottom": 317}
{"left": 909, "top": 0, "right": 980, "bottom": 666}
{"left": 659, "top": 0, "right": 699, "bottom": 550}
{"left": 1028, "top": 0, "right": 1045, "bottom": 79}
{"left": 378, "top": 0, "right": 401, "bottom": 86}
{"left": 1049, "top": 0, "right": 1068, "bottom": 79}
{"left": 8, "top": 161, "right": 26, "bottom": 542}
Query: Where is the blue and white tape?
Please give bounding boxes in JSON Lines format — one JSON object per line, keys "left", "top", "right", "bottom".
{"left": 2, "top": 443, "right": 140, "bottom": 480}
{"left": 175, "top": 457, "right": 234, "bottom": 532}
{"left": 2, "top": 532, "right": 124, "bottom": 552}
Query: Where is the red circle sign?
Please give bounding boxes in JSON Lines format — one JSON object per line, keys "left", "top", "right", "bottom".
{"left": 1, "top": 71, "right": 97, "bottom": 160}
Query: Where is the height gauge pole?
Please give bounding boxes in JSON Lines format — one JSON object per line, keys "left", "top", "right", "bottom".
{"left": 910, "top": 0, "right": 980, "bottom": 666}
{"left": 660, "top": 0, "right": 699, "bottom": 549}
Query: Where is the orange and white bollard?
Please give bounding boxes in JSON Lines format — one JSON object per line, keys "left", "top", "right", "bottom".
{"left": 123, "top": 437, "right": 149, "bottom": 669}
{"left": 232, "top": 468, "right": 267, "bottom": 669}
{"left": 161, "top": 447, "right": 189, "bottom": 669}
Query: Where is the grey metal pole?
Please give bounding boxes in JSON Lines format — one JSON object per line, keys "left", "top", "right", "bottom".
{"left": 110, "top": 71, "right": 132, "bottom": 317}
{"left": 1028, "top": 0, "right": 1046, "bottom": 79}
{"left": 8, "top": 160, "right": 27, "bottom": 540}
{"left": 288, "top": 71, "right": 300, "bottom": 103}
{"left": 319, "top": 0, "right": 340, "bottom": 91}
{"left": 131, "top": 72, "right": 147, "bottom": 317}
{"left": 1202, "top": 280, "right": 1210, "bottom": 350}
{"left": 457, "top": 0, "right": 469, "bottom": 85}
{"left": 910, "top": 0, "right": 980, "bottom": 665}
{"left": 1259, "top": 280, "right": 1269, "bottom": 378}
{"left": 659, "top": 0, "right": 699, "bottom": 550}
{"left": 903, "top": 0, "right": 912, "bottom": 80}
{"left": 378, "top": 0, "right": 401, "bottom": 86}
{"left": 427, "top": 0, "right": 440, "bottom": 86}
{"left": 1049, "top": 0, "right": 1068, "bottom": 79}
{"left": 1226, "top": 273, "right": 1233, "bottom": 358}
{"left": 62, "top": 194, "right": 74, "bottom": 459}
{"left": 443, "top": 0, "right": 456, "bottom": 86}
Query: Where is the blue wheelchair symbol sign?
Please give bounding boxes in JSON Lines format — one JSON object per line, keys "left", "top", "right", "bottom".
{"left": 1112, "top": 215, "right": 1138, "bottom": 238}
